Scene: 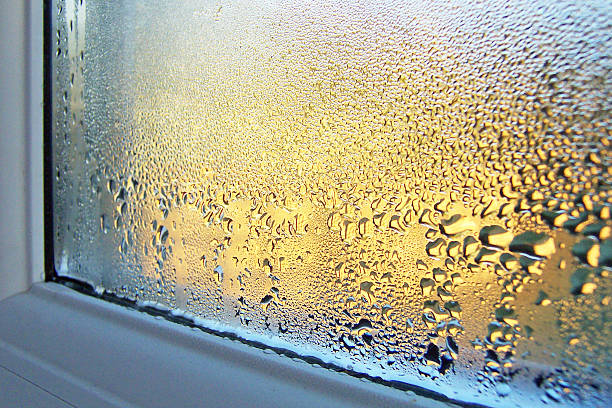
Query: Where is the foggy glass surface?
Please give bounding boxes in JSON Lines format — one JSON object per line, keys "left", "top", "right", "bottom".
{"left": 52, "top": 1, "right": 611, "bottom": 406}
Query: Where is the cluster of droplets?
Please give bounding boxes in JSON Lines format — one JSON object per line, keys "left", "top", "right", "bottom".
{"left": 53, "top": 0, "right": 611, "bottom": 406}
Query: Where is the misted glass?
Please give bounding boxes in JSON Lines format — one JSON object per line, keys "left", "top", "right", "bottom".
{"left": 52, "top": 1, "right": 611, "bottom": 406}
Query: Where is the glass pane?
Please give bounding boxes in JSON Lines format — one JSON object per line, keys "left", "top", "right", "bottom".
{"left": 52, "top": 1, "right": 611, "bottom": 406}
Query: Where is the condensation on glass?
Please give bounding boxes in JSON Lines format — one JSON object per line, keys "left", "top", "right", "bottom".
{"left": 52, "top": 1, "right": 611, "bottom": 406}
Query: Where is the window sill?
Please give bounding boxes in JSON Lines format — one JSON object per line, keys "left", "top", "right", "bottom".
{"left": 0, "top": 282, "right": 452, "bottom": 408}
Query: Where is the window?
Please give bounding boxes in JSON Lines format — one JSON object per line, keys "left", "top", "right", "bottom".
{"left": 36, "top": 0, "right": 612, "bottom": 406}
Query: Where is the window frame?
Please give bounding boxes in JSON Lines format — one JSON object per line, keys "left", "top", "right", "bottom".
{"left": 0, "top": 0, "right": 44, "bottom": 302}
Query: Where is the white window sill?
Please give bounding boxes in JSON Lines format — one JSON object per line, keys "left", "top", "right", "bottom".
{"left": 0, "top": 282, "right": 455, "bottom": 408}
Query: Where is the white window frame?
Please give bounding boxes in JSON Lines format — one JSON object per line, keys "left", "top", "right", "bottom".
{"left": 0, "top": 2, "right": 456, "bottom": 407}
{"left": 0, "top": 0, "right": 44, "bottom": 302}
